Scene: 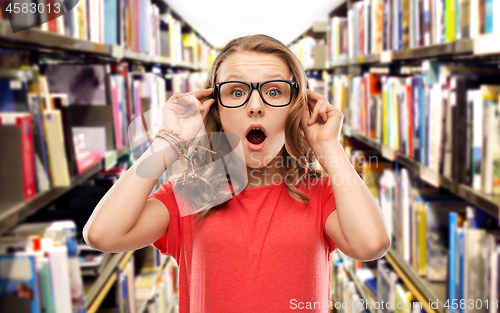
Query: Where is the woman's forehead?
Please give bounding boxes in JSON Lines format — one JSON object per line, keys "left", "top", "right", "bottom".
{"left": 218, "top": 52, "right": 291, "bottom": 81}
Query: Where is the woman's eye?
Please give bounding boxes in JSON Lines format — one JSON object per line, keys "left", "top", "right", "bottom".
{"left": 231, "top": 89, "right": 245, "bottom": 98}
{"left": 266, "top": 89, "right": 281, "bottom": 97}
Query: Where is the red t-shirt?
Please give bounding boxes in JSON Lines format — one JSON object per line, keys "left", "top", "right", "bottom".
{"left": 148, "top": 176, "right": 338, "bottom": 313}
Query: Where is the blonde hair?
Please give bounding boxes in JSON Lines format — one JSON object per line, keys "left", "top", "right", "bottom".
{"left": 173, "top": 34, "right": 323, "bottom": 224}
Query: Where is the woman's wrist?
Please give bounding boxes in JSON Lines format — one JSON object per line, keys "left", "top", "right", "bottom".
{"left": 313, "top": 141, "right": 347, "bottom": 174}
{"left": 133, "top": 138, "right": 179, "bottom": 180}
{"left": 314, "top": 141, "right": 344, "bottom": 158}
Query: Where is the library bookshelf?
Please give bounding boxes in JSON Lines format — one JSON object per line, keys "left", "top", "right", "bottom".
{"left": 0, "top": 1, "right": 209, "bottom": 312}
{"left": 0, "top": 19, "right": 209, "bottom": 71}
{"left": 295, "top": 0, "right": 500, "bottom": 311}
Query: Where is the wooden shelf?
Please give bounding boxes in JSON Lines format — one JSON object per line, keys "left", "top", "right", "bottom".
{"left": 0, "top": 20, "right": 209, "bottom": 71}
{"left": 0, "top": 159, "right": 102, "bottom": 236}
{"left": 344, "top": 127, "right": 500, "bottom": 217}
{"left": 330, "top": 39, "right": 476, "bottom": 69}
{"left": 83, "top": 251, "right": 134, "bottom": 313}
{"left": 385, "top": 249, "right": 448, "bottom": 313}
{"left": 335, "top": 252, "right": 376, "bottom": 312}
{"left": 137, "top": 294, "right": 177, "bottom": 313}
{"left": 0, "top": 138, "right": 143, "bottom": 236}
{"left": 83, "top": 252, "right": 124, "bottom": 310}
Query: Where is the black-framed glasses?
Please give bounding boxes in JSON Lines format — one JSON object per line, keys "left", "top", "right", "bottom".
{"left": 214, "top": 80, "right": 298, "bottom": 108}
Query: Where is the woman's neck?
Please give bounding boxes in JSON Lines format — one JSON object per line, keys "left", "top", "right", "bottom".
{"left": 245, "top": 155, "right": 288, "bottom": 188}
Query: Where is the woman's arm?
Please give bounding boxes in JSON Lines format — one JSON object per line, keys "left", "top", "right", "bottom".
{"left": 317, "top": 142, "right": 391, "bottom": 261}
{"left": 83, "top": 139, "right": 178, "bottom": 252}
{"left": 301, "top": 89, "right": 391, "bottom": 261}
{"left": 83, "top": 88, "right": 215, "bottom": 253}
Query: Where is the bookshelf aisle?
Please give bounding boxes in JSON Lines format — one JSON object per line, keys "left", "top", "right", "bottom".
{"left": 0, "top": 0, "right": 213, "bottom": 312}
{"left": 294, "top": 0, "right": 500, "bottom": 311}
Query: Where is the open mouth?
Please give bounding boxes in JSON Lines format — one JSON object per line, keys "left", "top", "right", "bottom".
{"left": 245, "top": 124, "right": 267, "bottom": 151}
{"left": 246, "top": 128, "right": 266, "bottom": 145}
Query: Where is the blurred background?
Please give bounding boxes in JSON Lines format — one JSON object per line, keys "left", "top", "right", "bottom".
{"left": 0, "top": 0, "right": 499, "bottom": 312}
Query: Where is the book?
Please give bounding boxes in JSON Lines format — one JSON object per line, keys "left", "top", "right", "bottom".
{"left": 425, "top": 199, "right": 466, "bottom": 282}
{"left": 46, "top": 64, "right": 108, "bottom": 106}
{"left": 27, "top": 93, "right": 51, "bottom": 194}
{"left": 0, "top": 253, "right": 41, "bottom": 313}
{"left": 0, "top": 113, "right": 36, "bottom": 201}
{"left": 43, "top": 110, "right": 71, "bottom": 187}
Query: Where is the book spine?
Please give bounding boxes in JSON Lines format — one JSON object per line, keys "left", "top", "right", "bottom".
{"left": 458, "top": 228, "right": 465, "bottom": 313}
{"left": 485, "top": 0, "right": 494, "bottom": 33}
{"left": 424, "top": 0, "right": 431, "bottom": 45}
{"left": 417, "top": 201, "right": 427, "bottom": 276}
{"left": 492, "top": 96, "right": 500, "bottom": 194}
{"left": 413, "top": 77, "right": 421, "bottom": 162}
{"left": 494, "top": 0, "right": 500, "bottom": 33}
{"left": 110, "top": 76, "right": 123, "bottom": 150}
{"left": 446, "top": 0, "right": 456, "bottom": 41}
{"left": 456, "top": 0, "right": 462, "bottom": 39}
{"left": 406, "top": 77, "right": 414, "bottom": 158}
{"left": 373, "top": 0, "right": 384, "bottom": 53}
{"left": 20, "top": 115, "right": 36, "bottom": 201}
{"left": 449, "top": 212, "right": 458, "bottom": 312}
{"left": 438, "top": 80, "right": 447, "bottom": 174}
{"left": 419, "top": 79, "right": 426, "bottom": 164}
{"left": 104, "top": 0, "right": 118, "bottom": 45}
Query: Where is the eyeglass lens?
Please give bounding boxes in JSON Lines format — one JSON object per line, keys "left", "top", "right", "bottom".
{"left": 219, "top": 81, "right": 292, "bottom": 107}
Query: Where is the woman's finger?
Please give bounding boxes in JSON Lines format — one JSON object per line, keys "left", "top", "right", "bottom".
{"left": 306, "top": 89, "right": 329, "bottom": 114}
{"left": 308, "top": 99, "right": 325, "bottom": 125}
{"left": 187, "top": 88, "right": 214, "bottom": 101}
{"left": 320, "top": 101, "right": 333, "bottom": 123}
{"left": 306, "top": 88, "right": 328, "bottom": 102}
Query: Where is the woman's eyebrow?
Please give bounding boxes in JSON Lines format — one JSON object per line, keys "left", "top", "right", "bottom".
{"left": 224, "top": 74, "right": 288, "bottom": 81}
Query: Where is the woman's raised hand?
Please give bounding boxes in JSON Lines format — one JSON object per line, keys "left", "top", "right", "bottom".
{"left": 160, "top": 88, "right": 215, "bottom": 141}
{"left": 300, "top": 89, "right": 344, "bottom": 151}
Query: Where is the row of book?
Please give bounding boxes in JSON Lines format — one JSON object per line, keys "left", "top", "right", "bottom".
{"left": 0, "top": 1, "right": 217, "bottom": 68}
{"left": 161, "top": 13, "right": 216, "bottom": 68}
{"left": 383, "top": 167, "right": 498, "bottom": 313}
{"left": 332, "top": 252, "right": 375, "bottom": 313}
{"left": 0, "top": 220, "right": 90, "bottom": 313}
{"left": 343, "top": 138, "right": 500, "bottom": 312}
{"left": 289, "top": 37, "right": 323, "bottom": 70}
{"left": 332, "top": 250, "right": 424, "bottom": 313}
{"left": 0, "top": 216, "right": 179, "bottom": 313}
{"left": 328, "top": 0, "right": 497, "bottom": 61}
{"left": 0, "top": 0, "right": 160, "bottom": 53}
{"left": 135, "top": 249, "right": 179, "bottom": 313}
{"left": 0, "top": 62, "right": 207, "bottom": 206}
{"left": 328, "top": 61, "right": 500, "bottom": 195}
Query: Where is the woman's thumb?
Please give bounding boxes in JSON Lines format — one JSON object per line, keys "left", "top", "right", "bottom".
{"left": 201, "top": 98, "right": 215, "bottom": 120}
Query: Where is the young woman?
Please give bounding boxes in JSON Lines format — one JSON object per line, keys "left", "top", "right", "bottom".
{"left": 83, "top": 34, "right": 390, "bottom": 312}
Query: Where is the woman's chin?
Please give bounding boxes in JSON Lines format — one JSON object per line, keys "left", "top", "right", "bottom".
{"left": 245, "top": 162, "right": 267, "bottom": 169}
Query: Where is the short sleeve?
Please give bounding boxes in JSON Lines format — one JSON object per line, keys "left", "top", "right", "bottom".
{"left": 147, "top": 181, "right": 182, "bottom": 261}
{"left": 319, "top": 177, "right": 338, "bottom": 254}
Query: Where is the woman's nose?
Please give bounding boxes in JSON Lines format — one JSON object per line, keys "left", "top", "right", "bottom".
{"left": 247, "top": 89, "right": 264, "bottom": 115}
